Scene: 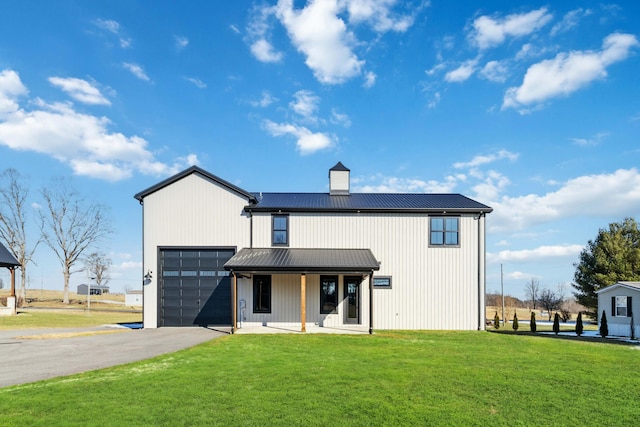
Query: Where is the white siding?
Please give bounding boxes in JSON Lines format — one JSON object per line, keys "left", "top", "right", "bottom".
{"left": 250, "top": 212, "right": 483, "bottom": 330}
{"left": 141, "top": 173, "right": 251, "bottom": 327}
{"left": 597, "top": 287, "right": 640, "bottom": 337}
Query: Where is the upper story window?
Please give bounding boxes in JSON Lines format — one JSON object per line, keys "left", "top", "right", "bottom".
{"left": 430, "top": 217, "right": 459, "bottom": 246}
{"left": 272, "top": 214, "right": 289, "bottom": 246}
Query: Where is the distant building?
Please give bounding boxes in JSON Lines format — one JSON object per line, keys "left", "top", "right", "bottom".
{"left": 125, "top": 290, "right": 143, "bottom": 306}
{"left": 77, "top": 284, "right": 110, "bottom": 296}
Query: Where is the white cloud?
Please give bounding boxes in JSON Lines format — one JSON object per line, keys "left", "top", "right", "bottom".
{"left": 445, "top": 59, "right": 478, "bottom": 83}
{"left": 250, "top": 91, "right": 277, "bottom": 108}
{"left": 344, "top": 0, "right": 415, "bottom": 32}
{"left": 263, "top": 119, "right": 334, "bottom": 154}
{"left": 503, "top": 33, "right": 638, "bottom": 111}
{"left": 489, "top": 244, "right": 583, "bottom": 263}
{"left": 230, "top": 25, "right": 241, "bottom": 34}
{"left": 184, "top": 77, "right": 207, "bottom": 89}
{"left": 250, "top": 39, "right": 283, "bottom": 63}
{"left": 0, "top": 70, "right": 196, "bottom": 181}
{"left": 550, "top": 8, "right": 591, "bottom": 36}
{"left": 276, "top": 0, "right": 364, "bottom": 84}
{"left": 487, "top": 168, "right": 640, "bottom": 233}
{"left": 93, "top": 18, "right": 131, "bottom": 48}
{"left": 479, "top": 60, "right": 509, "bottom": 83}
{"left": 290, "top": 90, "right": 320, "bottom": 121}
{"left": 353, "top": 174, "right": 460, "bottom": 193}
{"left": 122, "top": 63, "right": 151, "bottom": 81}
{"left": 470, "top": 7, "right": 552, "bottom": 49}
{"left": 570, "top": 131, "right": 609, "bottom": 146}
{"left": 330, "top": 108, "right": 351, "bottom": 127}
{"left": 175, "top": 35, "right": 189, "bottom": 50}
{"left": 454, "top": 149, "right": 519, "bottom": 169}
{"left": 0, "top": 69, "right": 28, "bottom": 115}
{"left": 48, "top": 77, "right": 111, "bottom": 105}
{"left": 363, "top": 71, "right": 376, "bottom": 88}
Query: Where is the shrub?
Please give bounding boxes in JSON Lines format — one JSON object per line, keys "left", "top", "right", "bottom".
{"left": 553, "top": 312, "right": 560, "bottom": 335}
{"left": 600, "top": 310, "right": 608, "bottom": 338}
{"left": 560, "top": 308, "right": 571, "bottom": 322}
{"left": 512, "top": 313, "right": 519, "bottom": 331}
{"left": 493, "top": 312, "right": 500, "bottom": 329}
{"left": 630, "top": 313, "right": 635, "bottom": 340}
{"left": 575, "top": 311, "right": 583, "bottom": 337}
{"left": 530, "top": 312, "right": 537, "bottom": 333}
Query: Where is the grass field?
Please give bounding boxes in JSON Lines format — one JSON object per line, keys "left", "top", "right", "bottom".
{"left": 0, "top": 309, "right": 141, "bottom": 330}
{"left": 0, "top": 331, "right": 638, "bottom": 426}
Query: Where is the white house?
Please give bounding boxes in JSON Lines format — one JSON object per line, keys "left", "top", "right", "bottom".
{"left": 596, "top": 281, "right": 639, "bottom": 338}
{"left": 134, "top": 163, "right": 492, "bottom": 332}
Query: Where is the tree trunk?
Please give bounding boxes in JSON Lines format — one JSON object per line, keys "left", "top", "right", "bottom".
{"left": 19, "top": 267, "right": 26, "bottom": 301}
{"left": 63, "top": 268, "right": 70, "bottom": 304}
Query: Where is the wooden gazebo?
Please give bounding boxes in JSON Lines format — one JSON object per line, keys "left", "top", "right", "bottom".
{"left": 0, "top": 242, "right": 20, "bottom": 315}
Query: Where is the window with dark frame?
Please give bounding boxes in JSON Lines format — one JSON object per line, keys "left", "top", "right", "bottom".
{"left": 272, "top": 214, "right": 289, "bottom": 246}
{"left": 430, "top": 217, "right": 459, "bottom": 246}
{"left": 320, "top": 275, "right": 338, "bottom": 314}
{"left": 614, "top": 295, "right": 631, "bottom": 317}
{"left": 253, "top": 275, "right": 272, "bottom": 313}
{"left": 373, "top": 276, "right": 392, "bottom": 288}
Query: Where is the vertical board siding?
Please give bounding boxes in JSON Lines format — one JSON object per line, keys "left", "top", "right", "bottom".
{"left": 252, "top": 212, "right": 480, "bottom": 330}
{"left": 142, "top": 173, "right": 251, "bottom": 327}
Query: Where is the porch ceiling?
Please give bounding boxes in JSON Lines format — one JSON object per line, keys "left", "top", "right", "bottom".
{"left": 223, "top": 248, "right": 380, "bottom": 274}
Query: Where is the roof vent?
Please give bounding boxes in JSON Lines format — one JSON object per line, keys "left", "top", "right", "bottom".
{"left": 329, "top": 162, "right": 350, "bottom": 195}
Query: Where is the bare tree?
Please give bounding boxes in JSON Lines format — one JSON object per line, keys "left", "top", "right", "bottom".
{"left": 39, "top": 179, "right": 112, "bottom": 304}
{"left": 83, "top": 251, "right": 111, "bottom": 286}
{"left": 524, "top": 278, "right": 540, "bottom": 309}
{"left": 0, "top": 169, "right": 41, "bottom": 301}
{"left": 538, "top": 288, "right": 563, "bottom": 321}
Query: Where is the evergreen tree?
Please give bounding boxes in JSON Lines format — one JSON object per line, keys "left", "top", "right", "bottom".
{"left": 572, "top": 218, "right": 640, "bottom": 317}
{"left": 493, "top": 311, "right": 500, "bottom": 329}
{"left": 630, "top": 313, "right": 635, "bottom": 340}
{"left": 512, "top": 313, "right": 519, "bottom": 331}
{"left": 553, "top": 312, "right": 560, "bottom": 335}
{"left": 575, "top": 311, "right": 583, "bottom": 337}
{"left": 600, "top": 310, "right": 608, "bottom": 338}
{"left": 530, "top": 312, "right": 537, "bottom": 333}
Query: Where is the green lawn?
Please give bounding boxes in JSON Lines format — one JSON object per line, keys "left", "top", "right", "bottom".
{"left": 0, "top": 331, "right": 638, "bottom": 426}
{"left": 0, "top": 309, "right": 141, "bottom": 330}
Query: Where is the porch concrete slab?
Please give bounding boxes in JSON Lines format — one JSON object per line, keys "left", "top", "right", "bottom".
{"left": 0, "top": 325, "right": 227, "bottom": 388}
{"left": 234, "top": 325, "right": 370, "bottom": 334}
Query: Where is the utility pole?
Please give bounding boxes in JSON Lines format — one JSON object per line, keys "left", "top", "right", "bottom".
{"left": 501, "top": 264, "right": 505, "bottom": 326}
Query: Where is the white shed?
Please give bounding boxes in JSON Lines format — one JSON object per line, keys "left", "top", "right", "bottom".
{"left": 125, "top": 290, "right": 143, "bottom": 307}
{"left": 596, "top": 281, "right": 639, "bottom": 338}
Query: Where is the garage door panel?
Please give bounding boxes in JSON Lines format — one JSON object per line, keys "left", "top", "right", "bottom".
{"left": 159, "top": 248, "right": 234, "bottom": 327}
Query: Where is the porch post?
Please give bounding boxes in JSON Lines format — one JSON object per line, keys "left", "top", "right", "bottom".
{"left": 10, "top": 268, "right": 16, "bottom": 297}
{"left": 231, "top": 272, "right": 237, "bottom": 334}
{"left": 369, "top": 271, "right": 373, "bottom": 335}
{"left": 301, "top": 274, "right": 306, "bottom": 332}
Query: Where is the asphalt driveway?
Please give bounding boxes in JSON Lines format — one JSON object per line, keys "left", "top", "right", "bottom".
{"left": 0, "top": 325, "right": 227, "bottom": 388}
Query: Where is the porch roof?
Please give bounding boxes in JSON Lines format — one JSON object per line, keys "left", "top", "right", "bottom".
{"left": 224, "top": 248, "right": 380, "bottom": 274}
{"left": 0, "top": 242, "right": 19, "bottom": 268}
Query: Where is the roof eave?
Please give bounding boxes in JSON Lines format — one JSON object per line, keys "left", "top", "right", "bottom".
{"left": 245, "top": 206, "right": 493, "bottom": 214}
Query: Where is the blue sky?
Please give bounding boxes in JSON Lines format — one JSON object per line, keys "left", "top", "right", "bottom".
{"left": 0, "top": 1, "right": 638, "bottom": 299}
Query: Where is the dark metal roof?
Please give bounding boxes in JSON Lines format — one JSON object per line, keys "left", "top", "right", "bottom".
{"left": 330, "top": 161, "right": 350, "bottom": 172}
{"left": 0, "top": 242, "right": 20, "bottom": 268}
{"left": 224, "top": 248, "right": 380, "bottom": 273}
{"left": 134, "top": 165, "right": 257, "bottom": 203}
{"left": 247, "top": 193, "right": 492, "bottom": 213}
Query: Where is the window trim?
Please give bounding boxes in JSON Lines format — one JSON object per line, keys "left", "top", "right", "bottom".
{"left": 320, "top": 275, "right": 338, "bottom": 314}
{"left": 429, "top": 216, "right": 460, "bottom": 247}
{"left": 613, "top": 295, "right": 631, "bottom": 317}
{"left": 272, "top": 214, "right": 289, "bottom": 246}
{"left": 253, "top": 275, "right": 272, "bottom": 314}
{"left": 373, "top": 276, "right": 392, "bottom": 288}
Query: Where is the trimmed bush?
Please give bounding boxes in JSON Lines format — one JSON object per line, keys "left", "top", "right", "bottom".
{"left": 600, "top": 310, "right": 608, "bottom": 338}
{"left": 512, "top": 313, "right": 519, "bottom": 331}
{"left": 530, "top": 312, "right": 537, "bottom": 333}
{"left": 493, "top": 312, "right": 500, "bottom": 329}
{"left": 631, "top": 313, "right": 635, "bottom": 340}
{"left": 575, "top": 311, "right": 583, "bottom": 337}
{"left": 553, "top": 312, "right": 560, "bottom": 335}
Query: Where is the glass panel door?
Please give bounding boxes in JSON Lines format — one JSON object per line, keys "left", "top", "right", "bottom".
{"left": 344, "top": 276, "right": 361, "bottom": 324}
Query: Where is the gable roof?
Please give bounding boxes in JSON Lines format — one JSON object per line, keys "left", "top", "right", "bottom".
{"left": 247, "top": 193, "right": 492, "bottom": 213}
{"left": 329, "top": 161, "right": 350, "bottom": 172}
{"left": 0, "top": 242, "right": 20, "bottom": 268}
{"left": 224, "top": 248, "right": 380, "bottom": 273}
{"left": 134, "top": 165, "right": 257, "bottom": 203}
{"left": 595, "top": 281, "right": 640, "bottom": 294}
